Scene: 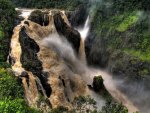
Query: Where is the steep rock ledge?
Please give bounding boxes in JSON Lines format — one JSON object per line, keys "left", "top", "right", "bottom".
{"left": 54, "top": 13, "right": 81, "bottom": 54}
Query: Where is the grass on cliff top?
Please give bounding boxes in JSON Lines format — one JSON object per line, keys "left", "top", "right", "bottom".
{"left": 116, "top": 12, "right": 139, "bottom": 32}
{"left": 95, "top": 11, "right": 139, "bottom": 34}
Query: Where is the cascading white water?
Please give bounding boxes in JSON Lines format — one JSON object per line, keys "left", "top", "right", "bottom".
{"left": 77, "top": 16, "right": 90, "bottom": 41}
{"left": 77, "top": 16, "right": 90, "bottom": 64}
{"left": 15, "top": 8, "right": 34, "bottom": 19}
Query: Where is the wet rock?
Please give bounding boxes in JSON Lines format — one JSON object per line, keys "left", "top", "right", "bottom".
{"left": 67, "top": 5, "right": 88, "bottom": 27}
{"left": 24, "top": 21, "right": 30, "bottom": 26}
{"left": 85, "top": 32, "right": 96, "bottom": 60}
{"left": 54, "top": 13, "right": 81, "bottom": 54}
{"left": 20, "top": 71, "right": 29, "bottom": 78}
{"left": 15, "top": 16, "right": 24, "bottom": 26}
{"left": 87, "top": 37, "right": 111, "bottom": 68}
{"left": 28, "top": 10, "right": 49, "bottom": 26}
{"left": 19, "top": 27, "right": 52, "bottom": 97}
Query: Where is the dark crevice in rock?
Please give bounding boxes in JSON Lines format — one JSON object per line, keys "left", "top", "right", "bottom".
{"left": 59, "top": 76, "right": 66, "bottom": 88}
{"left": 62, "top": 79, "right": 66, "bottom": 87}
{"left": 19, "top": 27, "right": 52, "bottom": 97}
{"left": 24, "top": 21, "right": 30, "bottom": 26}
{"left": 54, "top": 13, "right": 81, "bottom": 54}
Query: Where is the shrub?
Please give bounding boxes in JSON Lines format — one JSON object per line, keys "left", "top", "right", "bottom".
{"left": 93, "top": 76, "right": 104, "bottom": 92}
{"left": 0, "top": 68, "right": 23, "bottom": 99}
{"left": 0, "top": 98, "right": 41, "bottom": 113}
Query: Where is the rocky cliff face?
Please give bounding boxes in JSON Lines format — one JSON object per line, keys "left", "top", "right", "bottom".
{"left": 54, "top": 13, "right": 81, "bottom": 54}
{"left": 9, "top": 9, "right": 88, "bottom": 112}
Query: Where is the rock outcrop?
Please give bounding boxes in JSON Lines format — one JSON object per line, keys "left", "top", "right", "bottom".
{"left": 67, "top": 5, "right": 88, "bottom": 27}
{"left": 28, "top": 10, "right": 49, "bottom": 26}
{"left": 54, "top": 13, "right": 81, "bottom": 54}
{"left": 19, "top": 27, "right": 52, "bottom": 97}
{"left": 92, "top": 76, "right": 104, "bottom": 92}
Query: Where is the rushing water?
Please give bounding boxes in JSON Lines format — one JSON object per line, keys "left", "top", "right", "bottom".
{"left": 77, "top": 16, "right": 90, "bottom": 41}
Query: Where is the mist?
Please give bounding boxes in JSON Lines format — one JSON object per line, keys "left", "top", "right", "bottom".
{"left": 42, "top": 33, "right": 107, "bottom": 110}
{"left": 115, "top": 77, "right": 150, "bottom": 113}
{"left": 42, "top": 32, "right": 140, "bottom": 113}
{"left": 42, "top": 33, "right": 87, "bottom": 77}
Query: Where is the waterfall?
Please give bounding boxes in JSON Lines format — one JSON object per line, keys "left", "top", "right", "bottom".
{"left": 10, "top": 8, "right": 140, "bottom": 113}
{"left": 77, "top": 16, "right": 90, "bottom": 64}
{"left": 10, "top": 9, "right": 43, "bottom": 108}
{"left": 10, "top": 21, "right": 25, "bottom": 76}
{"left": 16, "top": 8, "right": 33, "bottom": 19}
{"left": 77, "top": 16, "right": 90, "bottom": 41}
{"left": 76, "top": 16, "right": 139, "bottom": 113}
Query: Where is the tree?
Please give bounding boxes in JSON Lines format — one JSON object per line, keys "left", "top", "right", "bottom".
{"left": 72, "top": 95, "right": 97, "bottom": 113}
{"left": 50, "top": 106, "right": 68, "bottom": 113}
{"left": 0, "top": 0, "right": 16, "bottom": 65}
{"left": 101, "top": 101, "right": 128, "bottom": 113}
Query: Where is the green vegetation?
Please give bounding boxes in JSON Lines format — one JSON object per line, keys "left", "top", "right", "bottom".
{"left": 72, "top": 95, "right": 97, "bottom": 112}
{"left": 93, "top": 76, "right": 104, "bottom": 92}
{"left": 0, "top": 68, "right": 23, "bottom": 98}
{"left": 0, "top": 27, "right": 4, "bottom": 40}
{"left": 101, "top": 101, "right": 128, "bottom": 113}
{"left": 50, "top": 106, "right": 68, "bottom": 113}
{"left": 0, "top": 68, "right": 41, "bottom": 113}
{"left": 50, "top": 96, "right": 128, "bottom": 113}
{"left": 0, "top": 0, "right": 16, "bottom": 67}
{"left": 116, "top": 12, "right": 139, "bottom": 32}
{"left": 11, "top": 0, "right": 87, "bottom": 10}
{"left": 0, "top": 0, "right": 41, "bottom": 112}
{"left": 124, "top": 49, "right": 150, "bottom": 62}
{"left": 0, "top": 98, "right": 40, "bottom": 113}
{"left": 88, "top": 0, "right": 150, "bottom": 79}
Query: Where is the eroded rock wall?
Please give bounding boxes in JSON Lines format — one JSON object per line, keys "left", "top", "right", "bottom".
{"left": 10, "top": 9, "right": 87, "bottom": 112}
